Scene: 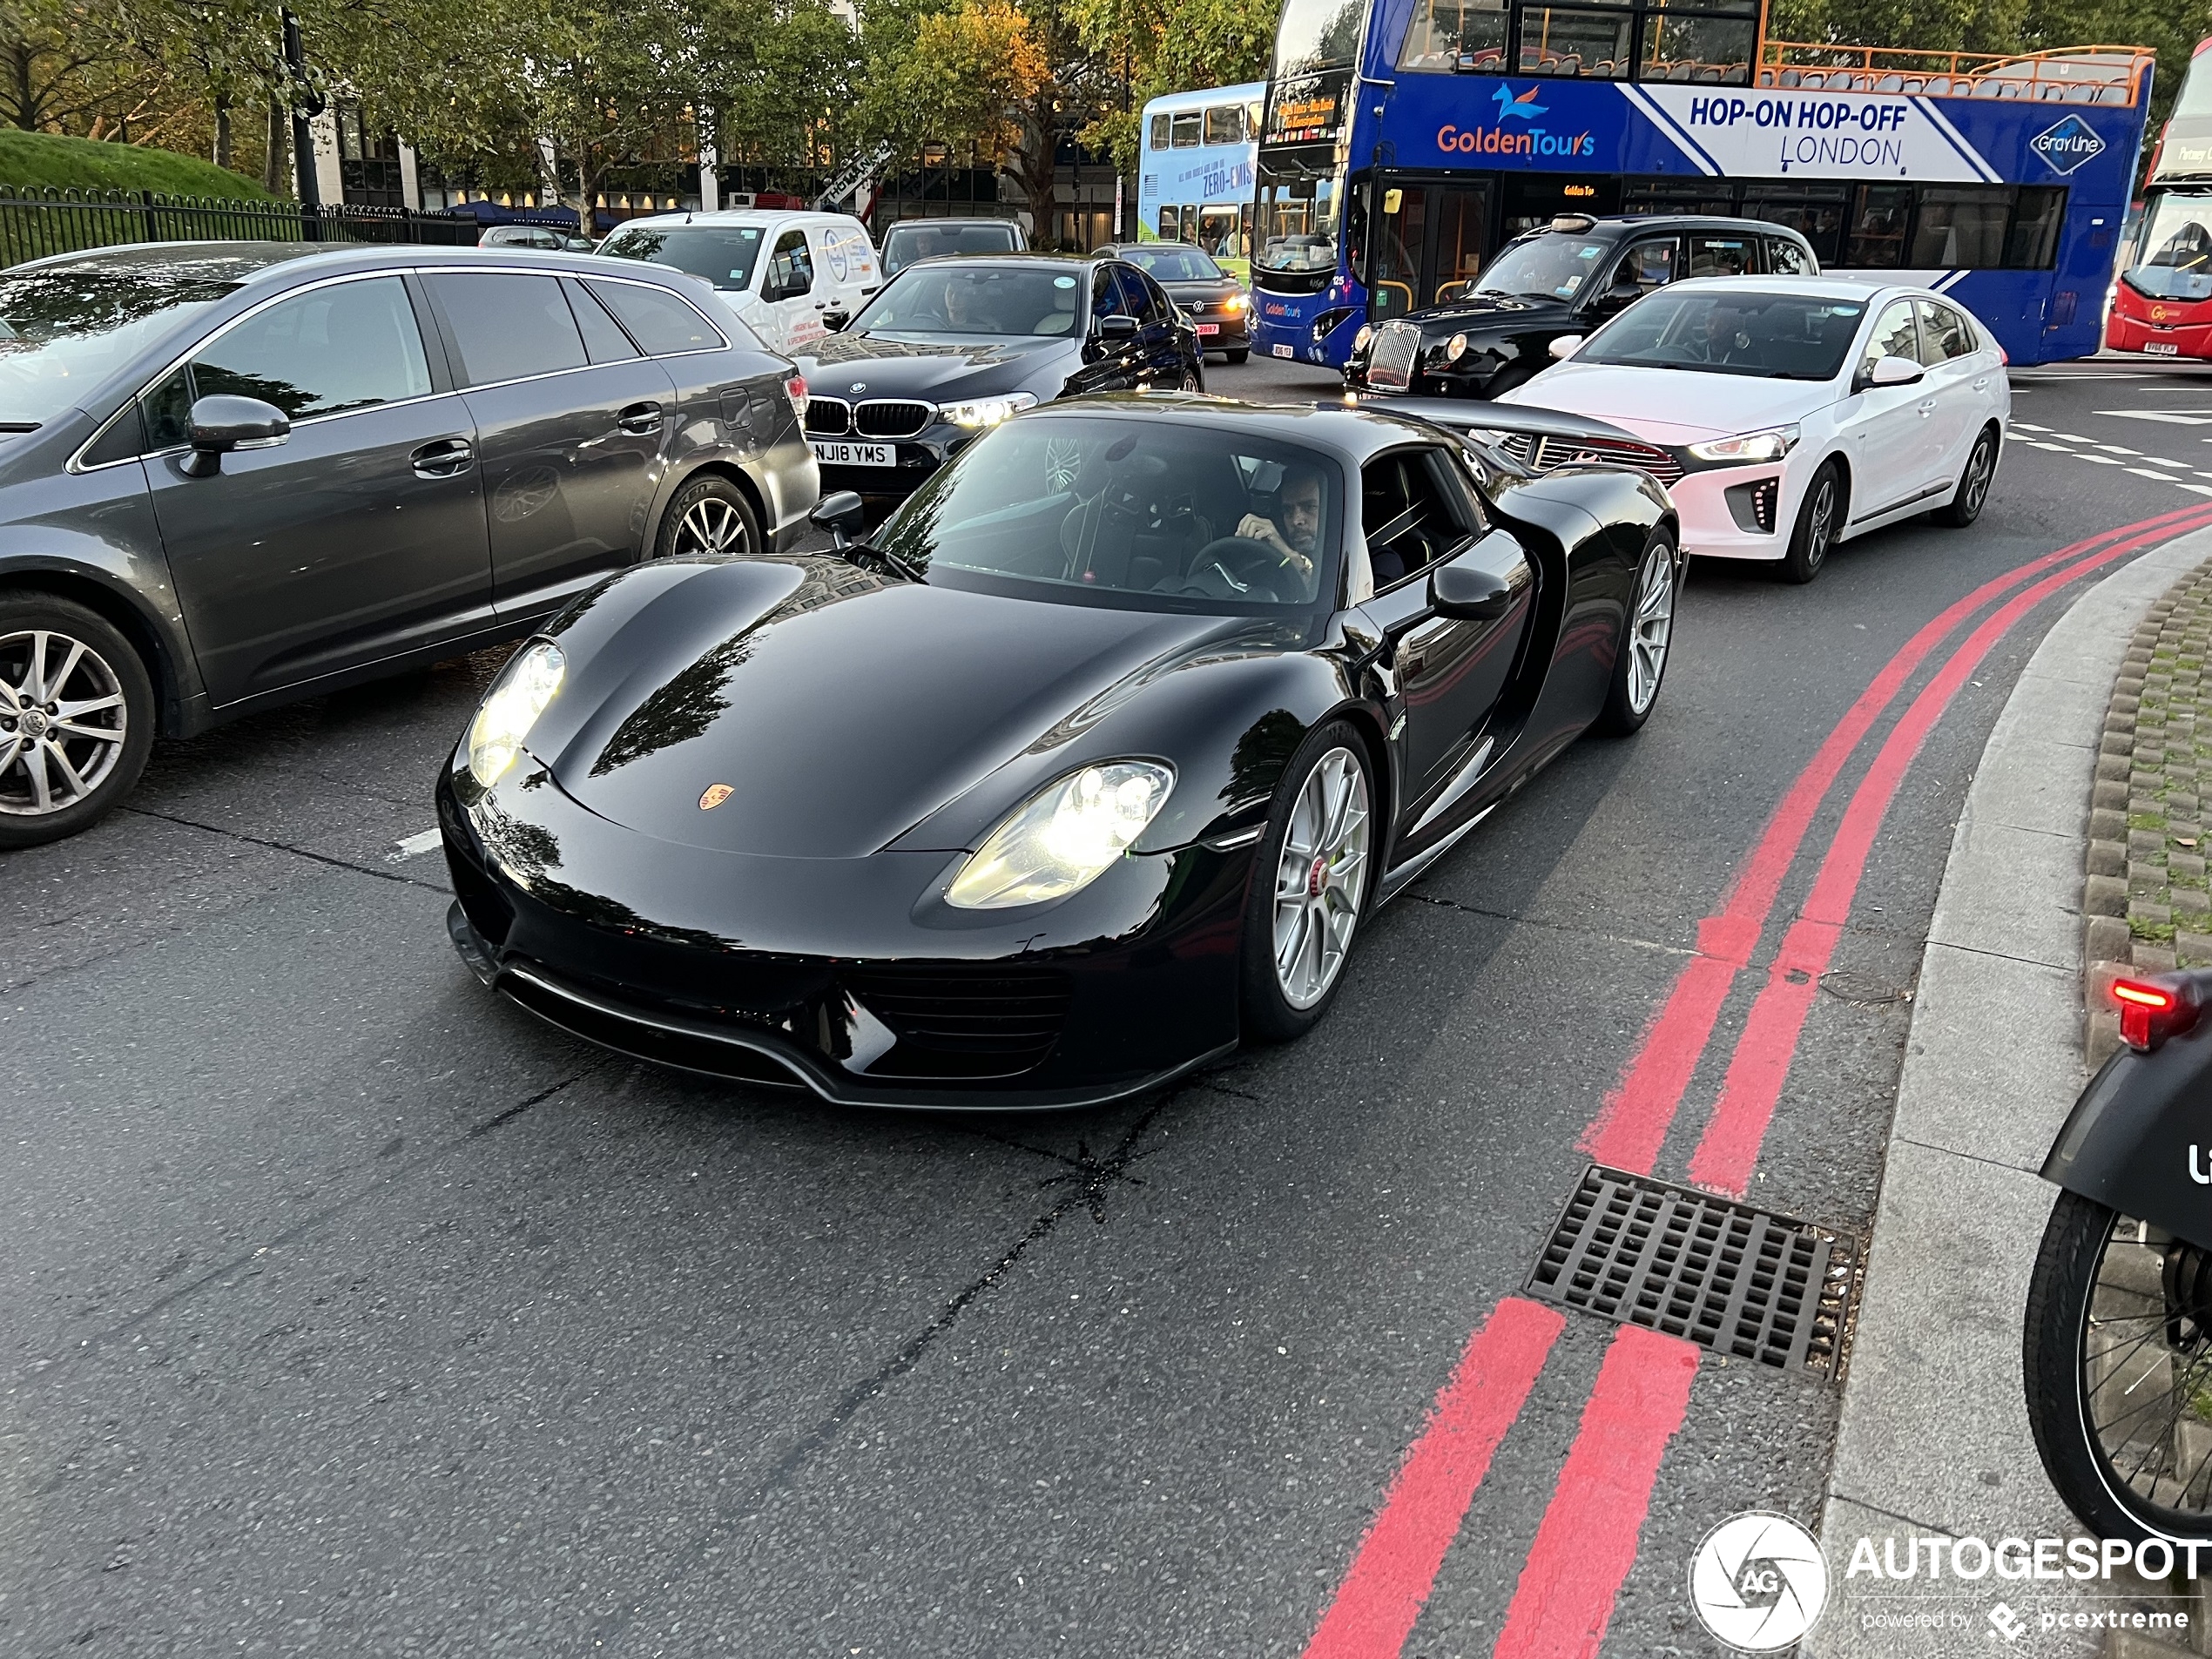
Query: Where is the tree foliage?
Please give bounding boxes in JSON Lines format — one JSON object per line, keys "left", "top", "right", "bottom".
{"left": 1071, "top": 0, "right": 1275, "bottom": 172}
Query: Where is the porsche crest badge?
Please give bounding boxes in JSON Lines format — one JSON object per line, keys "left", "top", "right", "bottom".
{"left": 699, "top": 784, "right": 734, "bottom": 811}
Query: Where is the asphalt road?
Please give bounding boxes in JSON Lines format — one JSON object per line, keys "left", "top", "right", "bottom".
{"left": 6, "top": 352, "right": 2211, "bottom": 1658}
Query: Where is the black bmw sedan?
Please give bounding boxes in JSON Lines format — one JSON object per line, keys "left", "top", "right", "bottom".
{"left": 1099, "top": 243, "right": 1251, "bottom": 363}
{"left": 1344, "top": 213, "right": 1819, "bottom": 400}
{"left": 0, "top": 241, "right": 815, "bottom": 849}
{"left": 438, "top": 395, "right": 1681, "bottom": 1109}
{"left": 790, "top": 253, "right": 1204, "bottom": 514}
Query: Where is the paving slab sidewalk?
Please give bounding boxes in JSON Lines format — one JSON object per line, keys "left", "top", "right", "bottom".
{"left": 1808, "top": 526, "right": 2212, "bottom": 1659}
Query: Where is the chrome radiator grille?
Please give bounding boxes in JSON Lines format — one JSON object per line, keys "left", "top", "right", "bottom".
{"left": 1366, "top": 320, "right": 1423, "bottom": 391}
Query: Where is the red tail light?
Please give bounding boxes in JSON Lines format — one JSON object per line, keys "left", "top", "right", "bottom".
{"left": 784, "top": 373, "right": 808, "bottom": 418}
{"left": 1998, "top": 344, "right": 2010, "bottom": 366}
{"left": 2113, "top": 974, "right": 2202, "bottom": 1051}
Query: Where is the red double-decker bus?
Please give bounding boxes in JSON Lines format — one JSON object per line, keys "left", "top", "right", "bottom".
{"left": 2108, "top": 37, "right": 2212, "bottom": 357}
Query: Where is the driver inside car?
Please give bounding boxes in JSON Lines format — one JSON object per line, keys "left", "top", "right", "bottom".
{"left": 1235, "top": 462, "right": 1325, "bottom": 580}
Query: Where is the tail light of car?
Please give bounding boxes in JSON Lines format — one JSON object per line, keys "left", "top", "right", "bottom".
{"left": 783, "top": 372, "right": 808, "bottom": 419}
{"left": 2112, "top": 974, "right": 2202, "bottom": 1051}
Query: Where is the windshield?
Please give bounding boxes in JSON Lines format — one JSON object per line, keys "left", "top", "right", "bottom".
{"left": 1575, "top": 288, "right": 1868, "bottom": 380}
{"left": 1257, "top": 151, "right": 1342, "bottom": 276}
{"left": 1273, "top": 0, "right": 1366, "bottom": 74}
{"left": 2125, "top": 194, "right": 2212, "bottom": 302}
{"left": 880, "top": 221, "right": 1021, "bottom": 275}
{"left": 1474, "top": 234, "right": 1611, "bottom": 302}
{"left": 876, "top": 415, "right": 1341, "bottom": 611}
{"left": 1121, "top": 246, "right": 1225, "bottom": 281}
{"left": 597, "top": 225, "right": 765, "bottom": 293}
{"left": 0, "top": 269, "right": 236, "bottom": 428}
{"left": 851, "top": 266, "right": 1083, "bottom": 337}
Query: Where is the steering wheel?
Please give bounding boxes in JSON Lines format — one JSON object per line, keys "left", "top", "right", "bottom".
{"left": 1180, "top": 536, "right": 1296, "bottom": 602}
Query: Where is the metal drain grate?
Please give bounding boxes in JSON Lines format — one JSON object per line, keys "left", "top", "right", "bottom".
{"left": 1527, "top": 1166, "right": 1859, "bottom": 1381}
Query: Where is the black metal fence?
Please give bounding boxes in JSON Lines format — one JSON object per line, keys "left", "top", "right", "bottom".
{"left": 0, "top": 186, "right": 483, "bottom": 267}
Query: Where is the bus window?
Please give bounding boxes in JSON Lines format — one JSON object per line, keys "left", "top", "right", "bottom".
{"left": 1171, "top": 111, "right": 1202, "bottom": 147}
{"left": 1639, "top": 10, "right": 1757, "bottom": 84}
{"left": 1397, "top": 0, "right": 1507, "bottom": 71}
{"left": 1910, "top": 185, "right": 2009, "bottom": 267}
{"left": 1740, "top": 183, "right": 1848, "bottom": 266}
{"left": 1275, "top": 0, "right": 1366, "bottom": 75}
{"left": 1372, "top": 188, "right": 1427, "bottom": 318}
{"left": 1198, "top": 206, "right": 1242, "bottom": 258}
{"left": 2006, "top": 187, "right": 2066, "bottom": 269}
{"left": 1147, "top": 113, "right": 1170, "bottom": 151}
{"left": 1433, "top": 188, "right": 1487, "bottom": 300}
{"left": 1204, "top": 105, "right": 1244, "bottom": 145}
{"left": 1623, "top": 179, "right": 1733, "bottom": 217}
{"left": 1688, "top": 234, "right": 1753, "bottom": 277}
{"left": 1846, "top": 185, "right": 1912, "bottom": 267}
{"left": 1517, "top": 5, "right": 1631, "bottom": 76}
{"left": 1257, "top": 152, "right": 1342, "bottom": 276}
{"left": 1241, "top": 201, "right": 1255, "bottom": 260}
{"left": 2124, "top": 197, "right": 2212, "bottom": 299}
{"left": 1180, "top": 204, "right": 1198, "bottom": 242}
{"left": 1158, "top": 205, "right": 1180, "bottom": 241}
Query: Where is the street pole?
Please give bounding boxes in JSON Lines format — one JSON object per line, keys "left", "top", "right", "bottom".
{"left": 281, "top": 9, "right": 322, "bottom": 240}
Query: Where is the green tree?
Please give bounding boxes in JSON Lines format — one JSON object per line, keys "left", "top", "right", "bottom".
{"left": 1071, "top": 0, "right": 1276, "bottom": 172}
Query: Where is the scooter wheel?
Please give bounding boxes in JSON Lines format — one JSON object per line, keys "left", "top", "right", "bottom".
{"left": 2025, "top": 1189, "right": 2212, "bottom": 1542}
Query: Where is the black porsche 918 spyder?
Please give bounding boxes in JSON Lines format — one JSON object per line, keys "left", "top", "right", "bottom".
{"left": 437, "top": 394, "right": 1680, "bottom": 1109}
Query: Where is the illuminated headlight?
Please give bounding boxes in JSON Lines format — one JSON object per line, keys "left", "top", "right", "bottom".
{"left": 945, "top": 761, "right": 1175, "bottom": 909}
{"left": 1352, "top": 325, "right": 1373, "bottom": 354}
{"left": 1223, "top": 292, "right": 1248, "bottom": 314}
{"left": 467, "top": 639, "right": 564, "bottom": 787}
{"left": 941, "top": 392, "right": 1038, "bottom": 428}
{"left": 1687, "top": 424, "right": 1801, "bottom": 463}
{"left": 1443, "top": 333, "right": 1469, "bottom": 362}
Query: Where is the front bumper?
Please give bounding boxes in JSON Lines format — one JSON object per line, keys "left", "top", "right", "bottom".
{"left": 2107, "top": 310, "right": 2212, "bottom": 360}
{"left": 437, "top": 757, "right": 1249, "bottom": 1109}
{"left": 1666, "top": 462, "right": 1791, "bottom": 560}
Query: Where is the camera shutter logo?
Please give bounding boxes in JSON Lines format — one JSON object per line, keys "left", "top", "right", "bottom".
{"left": 1689, "top": 1512, "right": 1829, "bottom": 1650}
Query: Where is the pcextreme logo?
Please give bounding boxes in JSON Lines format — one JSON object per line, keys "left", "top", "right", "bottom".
{"left": 1437, "top": 87, "right": 1593, "bottom": 158}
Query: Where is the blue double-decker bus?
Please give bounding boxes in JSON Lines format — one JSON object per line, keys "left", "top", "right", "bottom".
{"left": 1251, "top": 0, "right": 2155, "bottom": 368}
{"left": 1139, "top": 84, "right": 1266, "bottom": 279}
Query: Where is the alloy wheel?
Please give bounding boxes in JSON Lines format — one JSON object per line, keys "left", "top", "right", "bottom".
{"left": 1964, "top": 435, "right": 1995, "bottom": 516}
{"left": 1271, "top": 746, "right": 1371, "bottom": 1009}
{"left": 1805, "top": 476, "right": 1836, "bottom": 571}
{"left": 1626, "top": 541, "right": 1676, "bottom": 715}
{"left": 0, "top": 628, "right": 129, "bottom": 818}
{"left": 671, "top": 496, "right": 750, "bottom": 557}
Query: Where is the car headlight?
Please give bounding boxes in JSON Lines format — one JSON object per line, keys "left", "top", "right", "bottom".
{"left": 945, "top": 761, "right": 1175, "bottom": 909}
{"left": 1352, "top": 325, "right": 1373, "bottom": 355}
{"left": 1224, "top": 292, "right": 1248, "bottom": 314}
{"left": 941, "top": 392, "right": 1039, "bottom": 428}
{"left": 1687, "top": 424, "right": 1801, "bottom": 463}
{"left": 1443, "top": 333, "right": 1469, "bottom": 362}
{"left": 467, "top": 639, "right": 564, "bottom": 787}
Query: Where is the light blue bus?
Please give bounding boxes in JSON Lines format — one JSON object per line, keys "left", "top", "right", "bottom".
{"left": 1138, "top": 83, "right": 1265, "bottom": 280}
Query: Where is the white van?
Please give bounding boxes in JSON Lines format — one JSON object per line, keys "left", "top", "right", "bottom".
{"left": 593, "top": 209, "right": 880, "bottom": 354}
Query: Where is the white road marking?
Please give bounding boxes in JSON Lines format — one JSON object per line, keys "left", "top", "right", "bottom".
{"left": 389, "top": 828, "right": 443, "bottom": 861}
{"left": 2185, "top": 484, "right": 2212, "bottom": 499}
{"left": 2050, "top": 431, "right": 2092, "bottom": 442}
{"left": 2079, "top": 454, "right": 2125, "bottom": 465}
{"left": 2128, "top": 469, "right": 2181, "bottom": 482}
{"left": 2094, "top": 409, "right": 2212, "bottom": 425}
{"left": 2013, "top": 421, "right": 2050, "bottom": 431}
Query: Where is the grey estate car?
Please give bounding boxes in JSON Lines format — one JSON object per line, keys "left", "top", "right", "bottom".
{"left": 0, "top": 241, "right": 819, "bottom": 848}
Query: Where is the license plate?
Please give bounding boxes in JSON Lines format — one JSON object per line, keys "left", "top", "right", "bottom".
{"left": 2146, "top": 341, "right": 2181, "bottom": 355}
{"left": 1196, "top": 323, "right": 1220, "bottom": 336}
{"left": 1271, "top": 343, "right": 1293, "bottom": 359}
{"left": 811, "top": 440, "right": 894, "bottom": 467}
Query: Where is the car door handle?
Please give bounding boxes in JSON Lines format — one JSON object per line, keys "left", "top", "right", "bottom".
{"left": 1972, "top": 376, "right": 1989, "bottom": 391}
{"left": 410, "top": 437, "right": 474, "bottom": 478}
{"left": 617, "top": 401, "right": 664, "bottom": 435}
{"left": 1917, "top": 399, "right": 1937, "bottom": 415}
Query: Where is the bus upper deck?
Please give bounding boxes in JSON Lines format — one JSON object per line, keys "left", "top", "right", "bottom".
{"left": 1139, "top": 84, "right": 1264, "bottom": 278}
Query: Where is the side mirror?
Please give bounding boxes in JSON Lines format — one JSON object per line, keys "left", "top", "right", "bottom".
{"left": 810, "top": 489, "right": 868, "bottom": 551}
{"left": 1866, "top": 355, "right": 1925, "bottom": 389}
{"left": 1430, "top": 560, "right": 1514, "bottom": 620}
{"left": 821, "top": 308, "right": 850, "bottom": 333}
{"left": 1548, "top": 334, "right": 1584, "bottom": 361}
{"left": 1098, "top": 314, "right": 1139, "bottom": 341}
{"left": 563, "top": 236, "right": 593, "bottom": 252}
{"left": 179, "top": 395, "right": 289, "bottom": 477}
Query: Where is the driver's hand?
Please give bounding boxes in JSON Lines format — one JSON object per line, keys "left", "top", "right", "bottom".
{"left": 1236, "top": 514, "right": 1312, "bottom": 576}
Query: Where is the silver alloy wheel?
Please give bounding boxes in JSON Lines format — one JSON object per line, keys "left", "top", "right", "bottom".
{"left": 0, "top": 628, "right": 128, "bottom": 817}
{"left": 1178, "top": 371, "right": 1199, "bottom": 391}
{"left": 1271, "top": 746, "right": 1371, "bottom": 1009}
{"left": 671, "top": 495, "right": 750, "bottom": 558}
{"left": 1626, "top": 539, "right": 1676, "bottom": 715}
{"left": 1804, "top": 474, "right": 1837, "bottom": 570}
{"left": 1962, "top": 433, "right": 1995, "bottom": 516}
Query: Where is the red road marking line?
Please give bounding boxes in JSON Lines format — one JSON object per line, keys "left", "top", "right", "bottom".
{"left": 1489, "top": 1326, "right": 1703, "bottom": 1659}
{"left": 1581, "top": 502, "right": 2212, "bottom": 1176}
{"left": 1305, "top": 1298, "right": 1566, "bottom": 1659}
{"left": 1687, "top": 505, "right": 2212, "bottom": 1194}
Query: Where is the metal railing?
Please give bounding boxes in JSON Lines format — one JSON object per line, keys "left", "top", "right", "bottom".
{"left": 0, "top": 186, "right": 482, "bottom": 267}
{"left": 1758, "top": 42, "right": 2156, "bottom": 104}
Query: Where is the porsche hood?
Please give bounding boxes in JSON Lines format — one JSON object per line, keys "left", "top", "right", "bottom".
{"left": 530, "top": 557, "right": 1232, "bottom": 859}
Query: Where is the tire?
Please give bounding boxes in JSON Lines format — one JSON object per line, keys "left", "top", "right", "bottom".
{"left": 1778, "top": 458, "right": 1844, "bottom": 584}
{"left": 1592, "top": 527, "right": 1680, "bottom": 737}
{"left": 1225, "top": 349, "right": 1250, "bottom": 365}
{"left": 1177, "top": 363, "right": 1204, "bottom": 394}
{"left": 655, "top": 472, "right": 762, "bottom": 561}
{"left": 0, "top": 594, "right": 155, "bottom": 850}
{"left": 1239, "top": 723, "right": 1376, "bottom": 1042}
{"left": 2024, "top": 1190, "right": 2212, "bottom": 1542}
{"left": 1932, "top": 424, "right": 2000, "bottom": 528}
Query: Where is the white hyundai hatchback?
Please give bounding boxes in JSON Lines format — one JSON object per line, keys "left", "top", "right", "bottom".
{"left": 1497, "top": 276, "right": 2007, "bottom": 582}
